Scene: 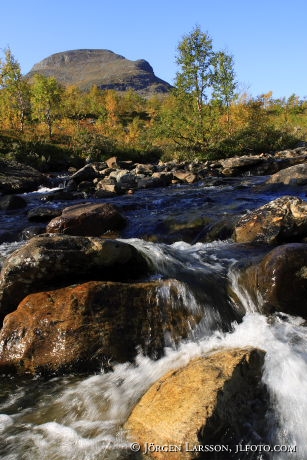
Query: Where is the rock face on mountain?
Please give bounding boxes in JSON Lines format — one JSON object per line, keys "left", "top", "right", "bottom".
{"left": 27, "top": 49, "right": 172, "bottom": 95}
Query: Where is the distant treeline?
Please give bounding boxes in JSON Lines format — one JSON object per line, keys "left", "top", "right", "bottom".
{"left": 0, "top": 28, "right": 306, "bottom": 171}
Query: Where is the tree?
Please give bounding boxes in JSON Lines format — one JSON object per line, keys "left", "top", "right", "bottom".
{"left": 31, "top": 74, "right": 63, "bottom": 138}
{"left": 0, "top": 47, "right": 30, "bottom": 132}
{"left": 169, "top": 26, "right": 237, "bottom": 155}
{"left": 211, "top": 51, "right": 237, "bottom": 131}
{"left": 175, "top": 26, "right": 213, "bottom": 114}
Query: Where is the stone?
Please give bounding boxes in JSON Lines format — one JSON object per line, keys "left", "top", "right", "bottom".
{"left": 267, "top": 163, "right": 307, "bottom": 186}
{"left": 76, "top": 180, "right": 95, "bottom": 194}
{"left": 125, "top": 348, "right": 267, "bottom": 459}
{"left": 172, "top": 171, "right": 198, "bottom": 183}
{"left": 70, "top": 162, "right": 106, "bottom": 183}
{"left": 95, "top": 178, "right": 120, "bottom": 194}
{"left": 233, "top": 196, "right": 307, "bottom": 244}
{"left": 94, "top": 189, "right": 118, "bottom": 198}
{"left": 27, "top": 206, "right": 62, "bottom": 222}
{"left": 151, "top": 172, "right": 173, "bottom": 186}
{"left": 220, "top": 155, "right": 266, "bottom": 176}
{"left": 0, "top": 234, "right": 149, "bottom": 324}
{"left": 46, "top": 202, "right": 126, "bottom": 236}
{"left": 137, "top": 176, "right": 165, "bottom": 189}
{"left": 109, "top": 170, "right": 137, "bottom": 191}
{"left": 0, "top": 158, "right": 50, "bottom": 194}
{"left": 0, "top": 279, "right": 201, "bottom": 375}
{"left": 236, "top": 243, "right": 307, "bottom": 317}
{"left": 19, "top": 225, "right": 45, "bottom": 240}
{"left": 0, "top": 195, "right": 27, "bottom": 211}
{"left": 106, "top": 156, "right": 119, "bottom": 169}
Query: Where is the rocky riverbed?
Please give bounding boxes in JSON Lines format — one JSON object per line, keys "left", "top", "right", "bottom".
{"left": 1, "top": 148, "right": 307, "bottom": 459}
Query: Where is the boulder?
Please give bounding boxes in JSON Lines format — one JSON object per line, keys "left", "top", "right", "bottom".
{"left": 106, "top": 156, "right": 119, "bottom": 169}
{"left": 220, "top": 155, "right": 267, "bottom": 176}
{"left": 0, "top": 195, "right": 27, "bottom": 210}
{"left": 19, "top": 225, "right": 45, "bottom": 240}
{"left": 0, "top": 279, "right": 201, "bottom": 375}
{"left": 235, "top": 243, "right": 307, "bottom": 317}
{"left": 219, "top": 152, "right": 307, "bottom": 177}
{"left": 76, "top": 180, "right": 95, "bottom": 194}
{"left": 233, "top": 196, "right": 307, "bottom": 244}
{"left": 0, "top": 234, "right": 149, "bottom": 324}
{"left": 135, "top": 163, "right": 155, "bottom": 175}
{"left": 70, "top": 162, "right": 106, "bottom": 183}
{"left": 151, "top": 172, "right": 173, "bottom": 186}
{"left": 27, "top": 206, "right": 62, "bottom": 222}
{"left": 125, "top": 348, "right": 267, "bottom": 459}
{"left": 137, "top": 176, "right": 166, "bottom": 189}
{"left": 0, "top": 158, "right": 50, "bottom": 194}
{"left": 267, "top": 163, "right": 307, "bottom": 186}
{"left": 46, "top": 202, "right": 126, "bottom": 236}
{"left": 95, "top": 178, "right": 120, "bottom": 194}
{"left": 172, "top": 171, "right": 198, "bottom": 183}
{"left": 109, "top": 170, "right": 137, "bottom": 191}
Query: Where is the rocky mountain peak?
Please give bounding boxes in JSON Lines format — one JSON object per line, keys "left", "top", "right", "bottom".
{"left": 27, "top": 49, "right": 172, "bottom": 96}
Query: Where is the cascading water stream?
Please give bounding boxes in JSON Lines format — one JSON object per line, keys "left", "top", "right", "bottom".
{"left": 0, "top": 238, "right": 306, "bottom": 459}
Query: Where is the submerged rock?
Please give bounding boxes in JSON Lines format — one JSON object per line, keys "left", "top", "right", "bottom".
{"left": 236, "top": 243, "right": 307, "bottom": 317}
{"left": 0, "top": 234, "right": 148, "bottom": 324}
{"left": 0, "top": 279, "right": 201, "bottom": 375}
{"left": 233, "top": 196, "right": 307, "bottom": 244}
{"left": 125, "top": 347, "right": 267, "bottom": 459}
{"left": 46, "top": 202, "right": 126, "bottom": 236}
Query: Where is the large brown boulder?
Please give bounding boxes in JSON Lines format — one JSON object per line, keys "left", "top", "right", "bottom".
{"left": 235, "top": 243, "right": 307, "bottom": 317}
{"left": 233, "top": 196, "right": 307, "bottom": 244}
{"left": 0, "top": 279, "right": 201, "bottom": 375}
{"left": 125, "top": 348, "right": 267, "bottom": 459}
{"left": 0, "top": 158, "right": 50, "bottom": 194}
{"left": 46, "top": 202, "right": 126, "bottom": 236}
{"left": 0, "top": 234, "right": 148, "bottom": 324}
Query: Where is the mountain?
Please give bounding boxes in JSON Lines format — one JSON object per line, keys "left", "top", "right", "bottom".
{"left": 27, "top": 49, "right": 172, "bottom": 95}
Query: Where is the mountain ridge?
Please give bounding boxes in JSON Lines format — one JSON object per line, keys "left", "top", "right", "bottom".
{"left": 27, "top": 49, "right": 172, "bottom": 95}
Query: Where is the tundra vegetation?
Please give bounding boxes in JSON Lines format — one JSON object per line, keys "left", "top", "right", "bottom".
{"left": 0, "top": 27, "right": 306, "bottom": 171}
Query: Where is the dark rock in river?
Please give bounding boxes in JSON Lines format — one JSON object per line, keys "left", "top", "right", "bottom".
{"left": 0, "top": 158, "right": 50, "bottom": 194}
{"left": 70, "top": 162, "right": 107, "bottom": 184}
{"left": 27, "top": 206, "right": 62, "bottom": 222}
{"left": 236, "top": 243, "right": 307, "bottom": 318}
{"left": 0, "top": 234, "right": 149, "bottom": 324}
{"left": 0, "top": 195, "right": 27, "bottom": 211}
{"left": 46, "top": 202, "right": 126, "bottom": 236}
{"left": 0, "top": 279, "right": 201, "bottom": 375}
{"left": 20, "top": 225, "right": 46, "bottom": 240}
{"left": 125, "top": 347, "right": 268, "bottom": 459}
{"left": 233, "top": 196, "right": 307, "bottom": 244}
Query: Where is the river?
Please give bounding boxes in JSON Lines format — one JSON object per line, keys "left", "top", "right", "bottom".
{"left": 0, "top": 176, "right": 306, "bottom": 459}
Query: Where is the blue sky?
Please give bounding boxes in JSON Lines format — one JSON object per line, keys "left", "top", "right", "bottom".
{"left": 2, "top": 0, "right": 306, "bottom": 99}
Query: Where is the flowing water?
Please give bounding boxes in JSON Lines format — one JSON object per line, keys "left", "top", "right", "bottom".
{"left": 0, "top": 178, "right": 306, "bottom": 459}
